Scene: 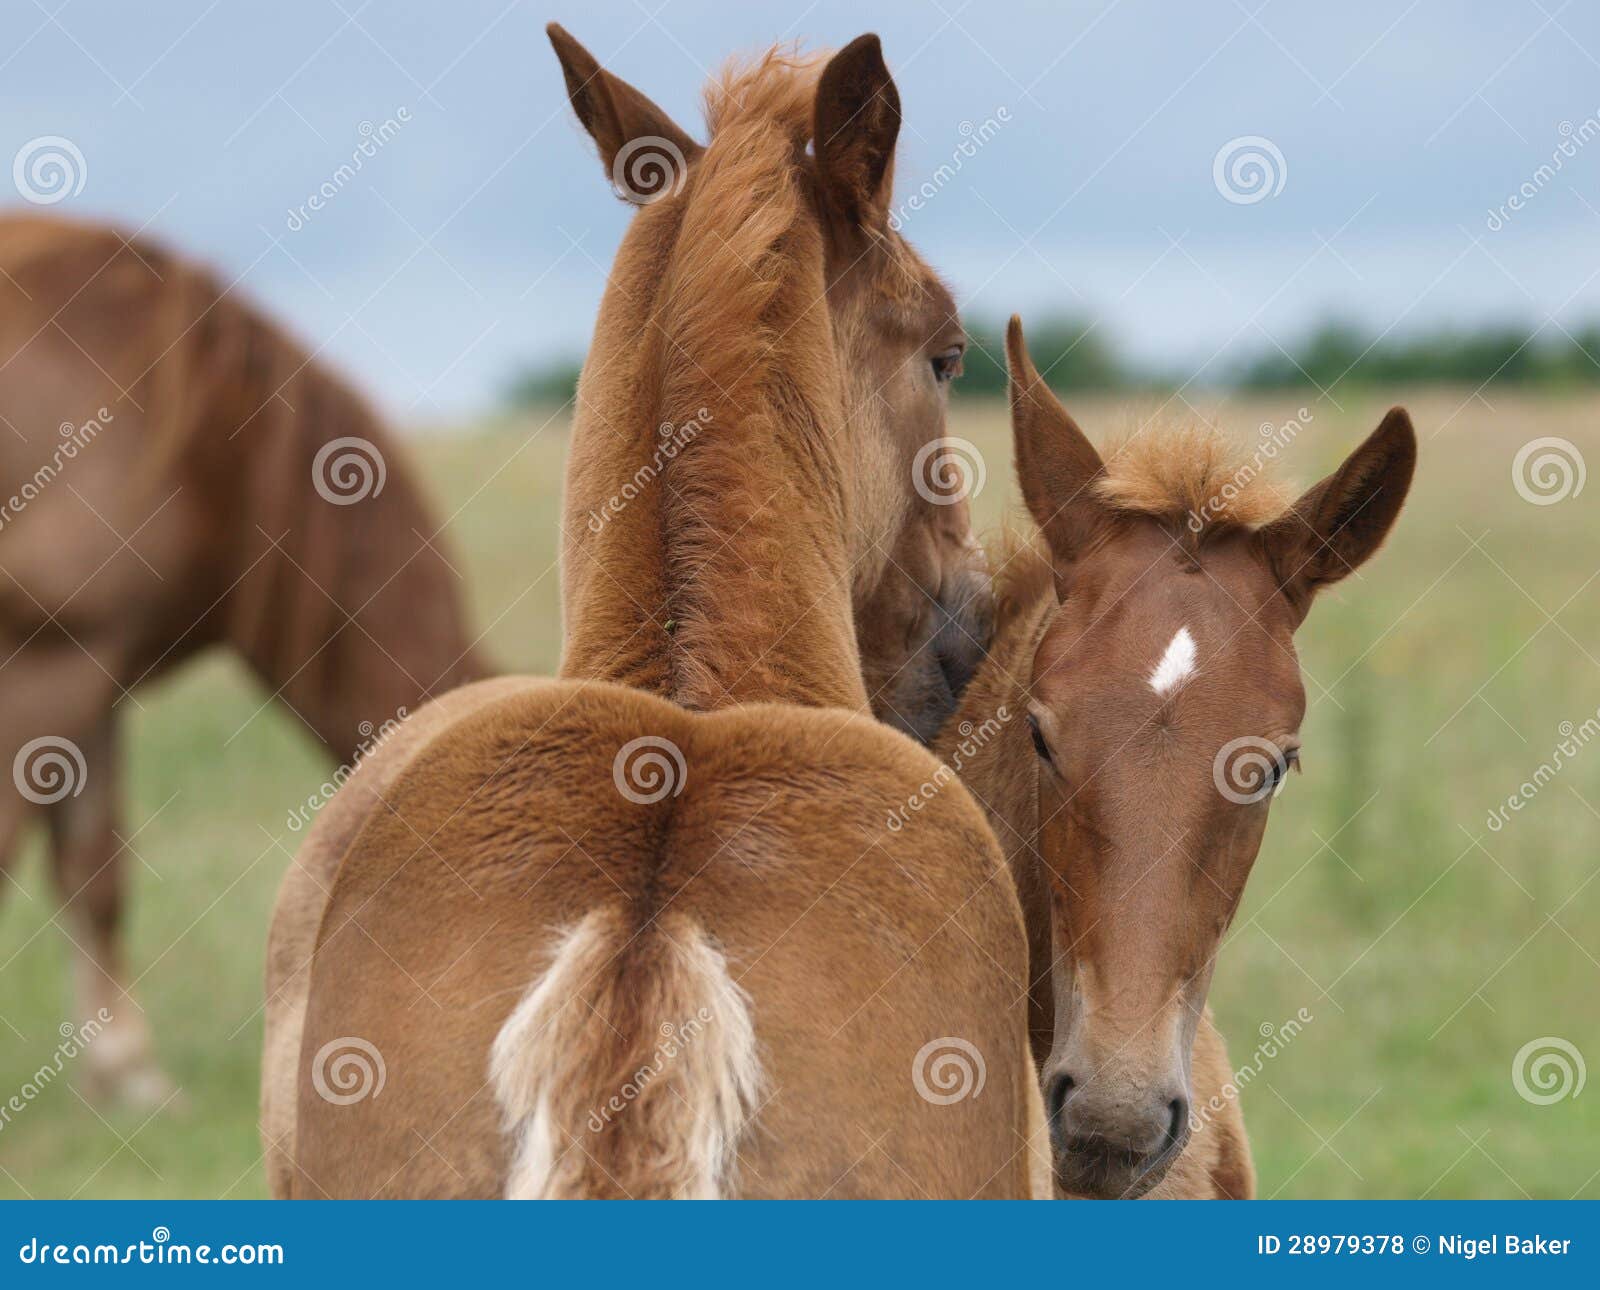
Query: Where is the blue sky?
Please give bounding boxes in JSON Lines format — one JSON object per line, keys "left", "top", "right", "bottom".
{"left": 4, "top": 1, "right": 1598, "bottom": 419}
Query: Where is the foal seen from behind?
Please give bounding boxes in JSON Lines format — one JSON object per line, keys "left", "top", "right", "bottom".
{"left": 947, "top": 317, "right": 1415, "bottom": 1197}
{"left": 269, "top": 31, "right": 1044, "bottom": 1199}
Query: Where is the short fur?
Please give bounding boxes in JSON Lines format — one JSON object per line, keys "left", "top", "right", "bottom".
{"left": 267, "top": 31, "right": 1038, "bottom": 1200}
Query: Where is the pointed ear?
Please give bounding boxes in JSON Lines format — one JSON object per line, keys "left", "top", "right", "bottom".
{"left": 1007, "top": 316, "right": 1108, "bottom": 569}
{"left": 1258, "top": 407, "right": 1417, "bottom": 615}
{"left": 546, "top": 23, "right": 701, "bottom": 201}
{"left": 814, "top": 34, "right": 901, "bottom": 233}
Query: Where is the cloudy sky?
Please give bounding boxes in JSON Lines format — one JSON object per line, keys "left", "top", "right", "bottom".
{"left": 5, "top": 0, "right": 1599, "bottom": 419}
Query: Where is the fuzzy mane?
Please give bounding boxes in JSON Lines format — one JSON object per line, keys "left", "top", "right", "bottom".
{"left": 648, "top": 49, "right": 857, "bottom": 709}
{"left": 1093, "top": 415, "right": 1296, "bottom": 536}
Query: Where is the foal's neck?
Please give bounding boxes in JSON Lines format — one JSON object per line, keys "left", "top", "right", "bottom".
{"left": 558, "top": 208, "right": 867, "bottom": 714}
{"left": 933, "top": 537, "right": 1057, "bottom": 1055}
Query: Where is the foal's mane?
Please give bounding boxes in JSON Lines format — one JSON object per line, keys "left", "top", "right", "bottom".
{"left": 1093, "top": 414, "right": 1295, "bottom": 538}
{"left": 645, "top": 50, "right": 857, "bottom": 708}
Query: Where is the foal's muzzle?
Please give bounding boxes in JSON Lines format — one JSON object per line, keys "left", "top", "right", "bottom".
{"left": 1045, "top": 1068, "right": 1190, "bottom": 1199}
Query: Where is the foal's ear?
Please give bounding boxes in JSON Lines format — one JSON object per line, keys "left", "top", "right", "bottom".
{"left": 546, "top": 24, "right": 701, "bottom": 198}
{"left": 1007, "top": 316, "right": 1108, "bottom": 568}
{"left": 1258, "top": 408, "right": 1417, "bottom": 615}
{"left": 814, "top": 34, "right": 901, "bottom": 233}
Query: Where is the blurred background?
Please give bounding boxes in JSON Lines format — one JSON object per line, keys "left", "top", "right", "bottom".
{"left": 1, "top": 0, "right": 1597, "bottom": 1197}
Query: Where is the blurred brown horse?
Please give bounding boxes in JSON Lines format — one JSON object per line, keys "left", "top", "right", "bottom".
{"left": 0, "top": 215, "right": 483, "bottom": 1103}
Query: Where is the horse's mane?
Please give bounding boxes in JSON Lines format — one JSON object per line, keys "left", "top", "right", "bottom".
{"left": 648, "top": 50, "right": 846, "bottom": 708}
{"left": 1093, "top": 414, "right": 1295, "bottom": 536}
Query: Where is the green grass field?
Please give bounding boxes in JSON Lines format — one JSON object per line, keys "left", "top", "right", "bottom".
{"left": 2, "top": 390, "right": 1597, "bottom": 1199}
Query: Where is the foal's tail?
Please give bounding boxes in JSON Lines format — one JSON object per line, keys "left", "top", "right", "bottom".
{"left": 488, "top": 905, "right": 762, "bottom": 1199}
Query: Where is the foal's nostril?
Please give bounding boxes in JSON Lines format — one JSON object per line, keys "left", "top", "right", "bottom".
{"left": 1045, "top": 1071, "right": 1076, "bottom": 1124}
{"left": 1164, "top": 1097, "right": 1188, "bottom": 1152}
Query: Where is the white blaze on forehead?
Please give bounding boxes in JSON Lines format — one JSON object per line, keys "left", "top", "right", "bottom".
{"left": 1148, "top": 626, "right": 1197, "bottom": 695}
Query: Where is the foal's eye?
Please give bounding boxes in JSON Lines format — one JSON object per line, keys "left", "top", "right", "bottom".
{"left": 931, "top": 346, "right": 964, "bottom": 384}
{"left": 1027, "top": 712, "right": 1052, "bottom": 764}
{"left": 1267, "top": 747, "right": 1301, "bottom": 795}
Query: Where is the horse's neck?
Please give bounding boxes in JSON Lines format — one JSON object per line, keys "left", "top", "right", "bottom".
{"left": 934, "top": 544, "right": 1057, "bottom": 1057}
{"left": 223, "top": 375, "right": 486, "bottom": 764}
{"left": 558, "top": 309, "right": 866, "bottom": 713}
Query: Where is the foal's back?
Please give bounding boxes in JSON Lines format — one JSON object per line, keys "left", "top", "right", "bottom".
{"left": 285, "top": 678, "right": 1040, "bottom": 1198}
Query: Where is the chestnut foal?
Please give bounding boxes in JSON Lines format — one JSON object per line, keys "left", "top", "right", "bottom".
{"left": 265, "top": 33, "right": 1044, "bottom": 1200}
{"left": 935, "top": 318, "right": 1415, "bottom": 1197}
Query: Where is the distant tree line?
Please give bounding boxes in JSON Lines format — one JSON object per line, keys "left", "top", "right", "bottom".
{"left": 503, "top": 316, "right": 1600, "bottom": 410}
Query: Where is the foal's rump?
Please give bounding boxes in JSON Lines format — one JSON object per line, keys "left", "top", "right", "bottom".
{"left": 290, "top": 680, "right": 1036, "bottom": 1198}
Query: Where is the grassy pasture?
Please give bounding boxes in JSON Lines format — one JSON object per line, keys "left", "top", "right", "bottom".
{"left": 1, "top": 389, "right": 1596, "bottom": 1198}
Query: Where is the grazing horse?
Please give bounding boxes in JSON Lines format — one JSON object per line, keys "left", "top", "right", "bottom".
{"left": 941, "top": 318, "right": 1413, "bottom": 1198}
{"left": 265, "top": 31, "right": 1042, "bottom": 1199}
{"left": 0, "top": 215, "right": 484, "bottom": 1103}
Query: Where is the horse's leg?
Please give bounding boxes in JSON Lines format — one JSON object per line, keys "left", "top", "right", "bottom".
{"left": 45, "top": 713, "right": 175, "bottom": 1108}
